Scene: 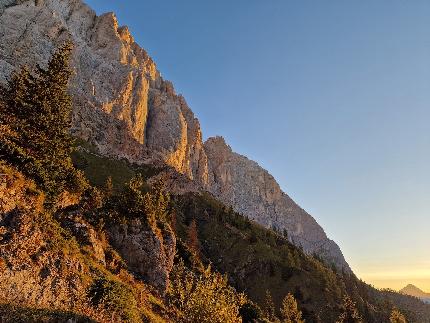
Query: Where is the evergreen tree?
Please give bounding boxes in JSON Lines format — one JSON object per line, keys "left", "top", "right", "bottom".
{"left": 187, "top": 219, "right": 199, "bottom": 255}
{"left": 280, "top": 293, "right": 304, "bottom": 323}
{"left": 111, "top": 175, "right": 171, "bottom": 227}
{"left": 103, "top": 176, "right": 114, "bottom": 198}
{"left": 389, "top": 309, "right": 406, "bottom": 323}
{"left": 336, "top": 295, "right": 362, "bottom": 323}
{"left": 0, "top": 41, "right": 85, "bottom": 197}
{"left": 263, "top": 290, "right": 278, "bottom": 322}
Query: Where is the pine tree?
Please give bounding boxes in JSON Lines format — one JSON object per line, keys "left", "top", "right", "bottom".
{"left": 187, "top": 219, "right": 199, "bottom": 255}
{"left": 103, "top": 176, "right": 114, "bottom": 197}
{"left": 280, "top": 293, "right": 305, "bottom": 323}
{"left": 336, "top": 295, "right": 362, "bottom": 323}
{"left": 0, "top": 41, "right": 85, "bottom": 197}
{"left": 389, "top": 309, "right": 406, "bottom": 323}
{"left": 263, "top": 290, "right": 278, "bottom": 322}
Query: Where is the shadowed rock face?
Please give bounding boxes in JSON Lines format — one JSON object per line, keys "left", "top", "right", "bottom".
{"left": 107, "top": 219, "right": 176, "bottom": 295}
{"left": 0, "top": 0, "right": 350, "bottom": 271}
{"left": 204, "top": 137, "right": 351, "bottom": 271}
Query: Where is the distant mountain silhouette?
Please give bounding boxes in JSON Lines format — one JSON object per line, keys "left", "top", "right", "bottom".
{"left": 400, "top": 284, "right": 430, "bottom": 303}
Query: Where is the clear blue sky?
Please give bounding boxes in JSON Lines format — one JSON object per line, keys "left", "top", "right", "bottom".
{"left": 85, "top": 0, "right": 430, "bottom": 291}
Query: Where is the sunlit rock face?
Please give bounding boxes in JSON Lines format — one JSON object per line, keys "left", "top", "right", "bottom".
{"left": 0, "top": 0, "right": 350, "bottom": 271}
{"left": 0, "top": 0, "right": 209, "bottom": 184}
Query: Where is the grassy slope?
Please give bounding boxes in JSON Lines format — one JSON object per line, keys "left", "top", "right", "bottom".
{"left": 71, "top": 146, "right": 160, "bottom": 190}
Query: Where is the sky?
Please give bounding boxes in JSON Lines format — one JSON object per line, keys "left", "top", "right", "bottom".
{"left": 85, "top": 0, "right": 430, "bottom": 291}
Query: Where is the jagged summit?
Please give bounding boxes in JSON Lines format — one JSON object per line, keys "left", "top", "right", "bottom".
{"left": 0, "top": 0, "right": 349, "bottom": 270}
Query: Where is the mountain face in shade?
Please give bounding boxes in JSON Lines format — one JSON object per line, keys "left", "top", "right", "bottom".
{"left": 0, "top": 0, "right": 350, "bottom": 271}
{"left": 400, "top": 284, "right": 430, "bottom": 303}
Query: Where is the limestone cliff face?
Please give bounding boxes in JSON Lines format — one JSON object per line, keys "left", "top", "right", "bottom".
{"left": 0, "top": 0, "right": 209, "bottom": 184}
{"left": 0, "top": 0, "right": 349, "bottom": 270}
{"left": 204, "top": 137, "right": 351, "bottom": 271}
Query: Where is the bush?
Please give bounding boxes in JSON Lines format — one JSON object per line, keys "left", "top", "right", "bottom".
{"left": 88, "top": 277, "right": 139, "bottom": 322}
{"left": 168, "top": 260, "right": 245, "bottom": 323}
{"left": 239, "top": 300, "right": 264, "bottom": 323}
{"left": 389, "top": 309, "right": 406, "bottom": 323}
{"left": 108, "top": 175, "right": 170, "bottom": 228}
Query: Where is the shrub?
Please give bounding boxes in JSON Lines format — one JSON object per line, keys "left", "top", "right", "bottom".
{"left": 108, "top": 175, "right": 170, "bottom": 228}
{"left": 389, "top": 309, "right": 406, "bottom": 323}
{"left": 239, "top": 300, "right": 264, "bottom": 323}
{"left": 168, "top": 260, "right": 245, "bottom": 323}
{"left": 88, "top": 277, "right": 139, "bottom": 322}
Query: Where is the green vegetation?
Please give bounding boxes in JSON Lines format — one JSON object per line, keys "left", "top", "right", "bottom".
{"left": 0, "top": 42, "right": 87, "bottom": 199}
{"left": 71, "top": 144, "right": 160, "bottom": 190}
{"left": 88, "top": 277, "right": 139, "bottom": 322}
{"left": 168, "top": 260, "right": 245, "bottom": 323}
{"left": 280, "top": 293, "right": 305, "bottom": 323}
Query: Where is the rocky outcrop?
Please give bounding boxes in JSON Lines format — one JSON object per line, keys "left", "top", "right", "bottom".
{"left": 204, "top": 137, "right": 351, "bottom": 271}
{"left": 0, "top": 0, "right": 350, "bottom": 270}
{"left": 0, "top": 164, "right": 176, "bottom": 322}
{"left": 0, "top": 165, "right": 88, "bottom": 310}
{"left": 107, "top": 219, "right": 176, "bottom": 294}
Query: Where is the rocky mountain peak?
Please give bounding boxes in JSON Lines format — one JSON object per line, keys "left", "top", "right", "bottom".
{"left": 401, "top": 284, "right": 430, "bottom": 298}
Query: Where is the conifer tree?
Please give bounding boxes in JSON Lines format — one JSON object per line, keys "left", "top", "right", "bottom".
{"left": 0, "top": 41, "right": 85, "bottom": 197}
{"left": 336, "top": 295, "right": 362, "bottom": 323}
{"left": 103, "top": 176, "right": 114, "bottom": 198}
{"left": 280, "top": 293, "right": 304, "bottom": 323}
{"left": 187, "top": 219, "right": 199, "bottom": 255}
{"left": 263, "top": 290, "right": 278, "bottom": 322}
{"left": 389, "top": 309, "right": 406, "bottom": 323}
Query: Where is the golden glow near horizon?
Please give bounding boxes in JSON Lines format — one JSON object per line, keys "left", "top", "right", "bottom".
{"left": 356, "top": 266, "right": 430, "bottom": 292}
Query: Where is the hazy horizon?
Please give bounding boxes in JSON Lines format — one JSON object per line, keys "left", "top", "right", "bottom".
{"left": 86, "top": 0, "right": 430, "bottom": 291}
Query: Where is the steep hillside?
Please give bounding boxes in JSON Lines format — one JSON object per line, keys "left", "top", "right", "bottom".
{"left": 0, "top": 0, "right": 348, "bottom": 270}
{"left": 0, "top": 163, "right": 180, "bottom": 322}
{"left": 72, "top": 147, "right": 430, "bottom": 323}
